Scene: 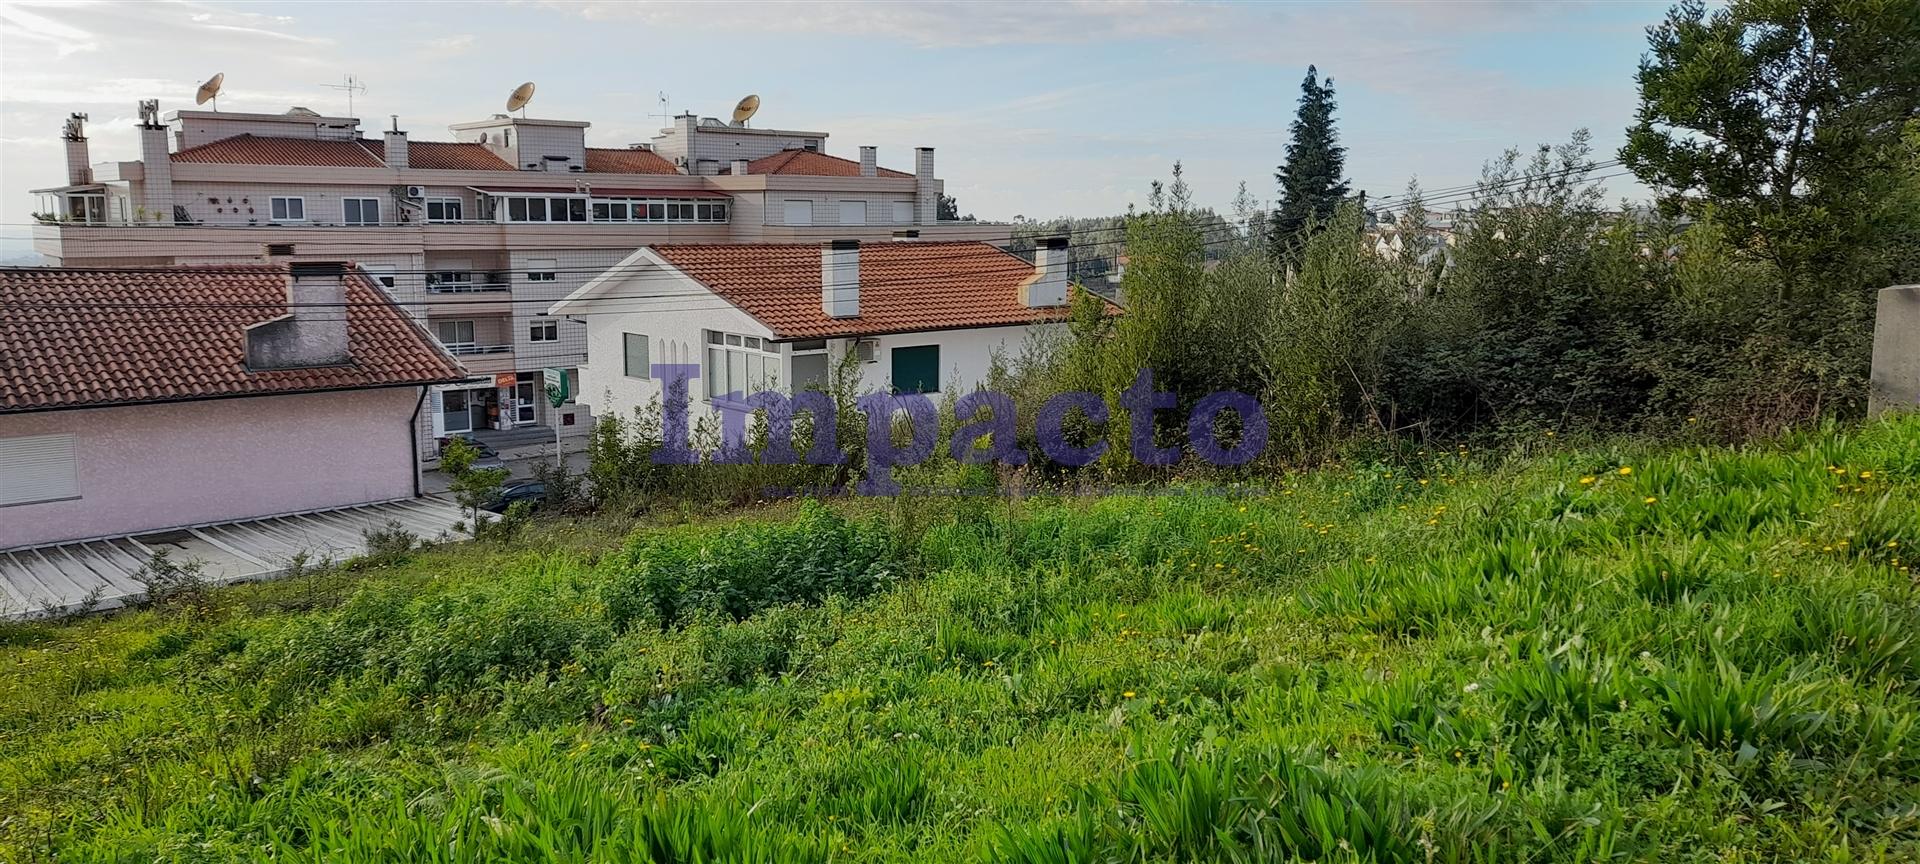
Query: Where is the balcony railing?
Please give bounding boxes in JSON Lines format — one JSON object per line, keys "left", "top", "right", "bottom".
{"left": 440, "top": 343, "right": 514, "bottom": 357}
{"left": 426, "top": 282, "right": 512, "bottom": 294}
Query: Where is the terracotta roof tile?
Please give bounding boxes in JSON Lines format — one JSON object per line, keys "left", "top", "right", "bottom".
{"left": 0, "top": 265, "right": 468, "bottom": 413}
{"left": 649, "top": 242, "right": 1093, "bottom": 340}
{"left": 585, "top": 147, "right": 679, "bottom": 175}
{"left": 745, "top": 149, "right": 913, "bottom": 178}
{"left": 171, "top": 135, "right": 385, "bottom": 168}
{"left": 385, "top": 140, "right": 513, "bottom": 170}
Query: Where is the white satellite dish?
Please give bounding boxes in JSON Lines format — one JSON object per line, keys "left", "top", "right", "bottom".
{"left": 507, "top": 81, "right": 536, "bottom": 116}
{"left": 731, "top": 94, "right": 760, "bottom": 127}
{"left": 195, "top": 72, "right": 225, "bottom": 109}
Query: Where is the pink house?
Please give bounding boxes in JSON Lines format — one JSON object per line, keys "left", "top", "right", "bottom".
{"left": 0, "top": 263, "right": 468, "bottom": 551}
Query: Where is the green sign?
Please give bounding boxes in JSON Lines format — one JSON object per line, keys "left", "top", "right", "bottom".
{"left": 543, "top": 367, "right": 570, "bottom": 408}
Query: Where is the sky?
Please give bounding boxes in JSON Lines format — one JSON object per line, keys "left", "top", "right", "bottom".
{"left": 0, "top": 0, "right": 1667, "bottom": 258}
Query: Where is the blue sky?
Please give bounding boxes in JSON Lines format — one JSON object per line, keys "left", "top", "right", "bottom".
{"left": 0, "top": 0, "right": 1667, "bottom": 256}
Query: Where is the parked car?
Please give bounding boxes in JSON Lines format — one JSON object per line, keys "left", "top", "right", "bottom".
{"left": 440, "top": 432, "right": 505, "bottom": 471}
{"left": 481, "top": 481, "right": 547, "bottom": 514}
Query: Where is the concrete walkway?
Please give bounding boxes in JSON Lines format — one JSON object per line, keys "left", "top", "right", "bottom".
{"left": 0, "top": 498, "right": 470, "bottom": 619}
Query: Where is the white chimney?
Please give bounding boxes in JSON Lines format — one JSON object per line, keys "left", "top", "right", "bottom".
{"left": 62, "top": 113, "right": 91, "bottom": 186}
{"left": 246, "top": 263, "right": 352, "bottom": 370}
{"left": 914, "top": 147, "right": 938, "bottom": 225}
{"left": 384, "top": 121, "right": 409, "bottom": 169}
{"left": 1025, "top": 237, "right": 1070, "bottom": 308}
{"left": 822, "top": 240, "right": 860, "bottom": 318}
{"left": 859, "top": 146, "right": 877, "bottom": 177}
{"left": 136, "top": 104, "right": 173, "bottom": 223}
{"left": 731, "top": 159, "right": 749, "bottom": 176}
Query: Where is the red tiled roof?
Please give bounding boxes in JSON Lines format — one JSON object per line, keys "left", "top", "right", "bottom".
{"left": 0, "top": 265, "right": 468, "bottom": 413}
{"left": 649, "top": 242, "right": 1093, "bottom": 339}
{"left": 387, "top": 140, "right": 513, "bottom": 170}
{"left": 171, "top": 135, "right": 384, "bottom": 168}
{"left": 585, "top": 147, "right": 679, "bottom": 175}
{"left": 745, "top": 149, "right": 913, "bottom": 178}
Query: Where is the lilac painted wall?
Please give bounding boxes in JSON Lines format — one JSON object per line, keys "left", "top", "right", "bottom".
{"left": 0, "top": 387, "right": 422, "bottom": 549}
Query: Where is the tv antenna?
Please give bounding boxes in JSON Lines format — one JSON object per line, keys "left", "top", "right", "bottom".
{"left": 651, "top": 90, "right": 673, "bottom": 126}
{"left": 194, "top": 72, "right": 224, "bottom": 110}
{"left": 319, "top": 74, "right": 366, "bottom": 115}
{"left": 731, "top": 94, "right": 760, "bottom": 127}
{"left": 506, "top": 81, "right": 536, "bottom": 117}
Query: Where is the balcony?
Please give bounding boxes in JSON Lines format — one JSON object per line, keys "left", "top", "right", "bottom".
{"left": 425, "top": 280, "right": 513, "bottom": 315}
{"left": 441, "top": 343, "right": 516, "bottom": 375}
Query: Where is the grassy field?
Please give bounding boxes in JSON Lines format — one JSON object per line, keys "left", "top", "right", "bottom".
{"left": 3, "top": 418, "right": 1918, "bottom": 862}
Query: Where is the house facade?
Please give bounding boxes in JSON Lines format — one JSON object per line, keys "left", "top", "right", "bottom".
{"left": 31, "top": 100, "right": 1006, "bottom": 456}
{"left": 547, "top": 238, "right": 1087, "bottom": 435}
{"left": 0, "top": 263, "right": 467, "bottom": 550}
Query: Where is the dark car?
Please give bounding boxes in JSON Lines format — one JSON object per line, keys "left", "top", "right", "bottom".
{"left": 481, "top": 481, "right": 546, "bottom": 514}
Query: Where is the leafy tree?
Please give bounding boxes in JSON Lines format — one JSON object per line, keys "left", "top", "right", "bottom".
{"left": 441, "top": 436, "right": 509, "bottom": 533}
{"left": 937, "top": 194, "right": 972, "bottom": 222}
{"left": 1271, "top": 65, "right": 1351, "bottom": 261}
{"left": 1621, "top": 0, "right": 1920, "bottom": 276}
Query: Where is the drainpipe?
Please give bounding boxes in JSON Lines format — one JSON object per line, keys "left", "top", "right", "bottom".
{"left": 409, "top": 386, "right": 426, "bottom": 497}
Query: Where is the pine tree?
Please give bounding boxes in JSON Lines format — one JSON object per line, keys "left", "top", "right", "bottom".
{"left": 1271, "top": 66, "right": 1350, "bottom": 261}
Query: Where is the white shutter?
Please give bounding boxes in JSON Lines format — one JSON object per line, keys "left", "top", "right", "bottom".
{"left": 839, "top": 201, "right": 866, "bottom": 225}
{"left": 429, "top": 389, "right": 446, "bottom": 438}
{"left": 0, "top": 434, "right": 79, "bottom": 506}
{"left": 783, "top": 200, "right": 813, "bottom": 226}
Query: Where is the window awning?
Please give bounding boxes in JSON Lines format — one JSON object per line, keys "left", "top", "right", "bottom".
{"left": 29, "top": 183, "right": 106, "bottom": 195}
{"left": 468, "top": 186, "right": 730, "bottom": 199}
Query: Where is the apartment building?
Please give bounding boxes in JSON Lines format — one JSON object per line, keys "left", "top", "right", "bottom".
{"left": 31, "top": 100, "right": 1006, "bottom": 456}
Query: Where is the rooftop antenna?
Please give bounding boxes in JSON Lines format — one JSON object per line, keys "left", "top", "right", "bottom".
{"left": 194, "top": 72, "right": 224, "bottom": 110}
{"left": 730, "top": 94, "right": 760, "bottom": 128}
{"left": 506, "top": 81, "right": 536, "bottom": 117}
{"left": 651, "top": 90, "right": 673, "bottom": 127}
{"left": 319, "top": 74, "right": 366, "bottom": 116}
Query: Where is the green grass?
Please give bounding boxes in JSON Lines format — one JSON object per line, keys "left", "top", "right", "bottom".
{"left": 3, "top": 417, "right": 1918, "bottom": 862}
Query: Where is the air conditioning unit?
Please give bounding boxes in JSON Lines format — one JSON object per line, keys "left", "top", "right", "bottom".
{"left": 404, "top": 185, "right": 426, "bottom": 199}
{"left": 853, "top": 339, "right": 879, "bottom": 363}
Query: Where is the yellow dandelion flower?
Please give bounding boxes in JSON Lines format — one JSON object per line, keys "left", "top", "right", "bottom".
{"left": 1122, "top": 691, "right": 1136, "bottom": 698}
{"left": 1579, "top": 476, "right": 1596, "bottom": 485}
{"left": 1618, "top": 466, "right": 1633, "bottom": 476}
{"left": 1643, "top": 496, "right": 1658, "bottom": 505}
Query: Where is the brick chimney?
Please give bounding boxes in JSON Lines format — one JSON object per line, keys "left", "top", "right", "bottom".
{"left": 1023, "top": 237, "right": 1071, "bottom": 308}
{"left": 246, "top": 263, "right": 352, "bottom": 370}
{"left": 822, "top": 240, "right": 860, "bottom": 318}
{"left": 384, "top": 119, "right": 409, "bottom": 169}
{"left": 913, "top": 147, "right": 938, "bottom": 225}
{"left": 62, "top": 113, "right": 91, "bottom": 185}
{"left": 859, "top": 146, "right": 877, "bottom": 177}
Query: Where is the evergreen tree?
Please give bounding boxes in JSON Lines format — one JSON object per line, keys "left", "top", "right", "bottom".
{"left": 1271, "top": 65, "right": 1351, "bottom": 261}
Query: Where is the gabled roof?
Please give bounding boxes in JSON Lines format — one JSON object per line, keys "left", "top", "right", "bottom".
{"left": 585, "top": 147, "right": 679, "bottom": 174}
{"left": 383, "top": 140, "right": 513, "bottom": 170}
{"left": 0, "top": 265, "right": 468, "bottom": 413}
{"left": 171, "top": 134, "right": 384, "bottom": 168}
{"left": 745, "top": 149, "right": 913, "bottom": 179}
{"left": 579, "top": 242, "right": 1088, "bottom": 340}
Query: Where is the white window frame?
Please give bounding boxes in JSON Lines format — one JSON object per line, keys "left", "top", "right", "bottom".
{"left": 0, "top": 433, "right": 80, "bottom": 507}
{"left": 425, "top": 197, "right": 463, "bottom": 223}
{"left": 529, "top": 318, "right": 559, "bottom": 342}
{"left": 436, "top": 319, "right": 476, "bottom": 352}
{"left": 343, "top": 197, "right": 382, "bottom": 226}
{"left": 269, "top": 196, "right": 306, "bottom": 222}
{"left": 704, "top": 329, "right": 779, "bottom": 400}
{"left": 839, "top": 200, "right": 867, "bottom": 226}
{"left": 783, "top": 199, "right": 814, "bottom": 226}
{"left": 525, "top": 258, "right": 557, "bottom": 282}
{"left": 624, "top": 332, "right": 650, "bottom": 378}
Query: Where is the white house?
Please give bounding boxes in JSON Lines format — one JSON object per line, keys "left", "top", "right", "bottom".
{"left": 548, "top": 238, "right": 1090, "bottom": 425}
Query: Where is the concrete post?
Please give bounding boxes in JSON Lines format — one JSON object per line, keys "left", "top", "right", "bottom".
{"left": 138, "top": 122, "right": 173, "bottom": 223}
{"left": 1869, "top": 284, "right": 1920, "bottom": 416}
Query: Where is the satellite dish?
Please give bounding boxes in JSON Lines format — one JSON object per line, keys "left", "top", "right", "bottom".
{"left": 195, "top": 72, "right": 224, "bottom": 109}
{"left": 506, "top": 81, "right": 536, "bottom": 115}
{"left": 731, "top": 94, "right": 760, "bottom": 126}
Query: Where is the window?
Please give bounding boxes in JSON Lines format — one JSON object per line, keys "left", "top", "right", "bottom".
{"left": 362, "top": 265, "right": 398, "bottom": 289}
{"left": 426, "top": 198, "right": 463, "bottom": 222}
{"left": 436, "top": 320, "right": 476, "bottom": 351}
{"left": 892, "top": 345, "right": 940, "bottom": 394}
{"left": 624, "top": 333, "right": 650, "bottom": 378}
{"left": 704, "top": 330, "right": 778, "bottom": 399}
{"left": 839, "top": 200, "right": 867, "bottom": 225}
{"left": 508, "top": 197, "right": 528, "bottom": 221}
{"left": 526, "top": 258, "right": 557, "bottom": 282}
{"left": 0, "top": 434, "right": 79, "bottom": 506}
{"left": 783, "top": 199, "right": 814, "bottom": 226}
{"left": 529, "top": 318, "right": 559, "bottom": 342}
{"left": 427, "top": 270, "right": 473, "bottom": 292}
{"left": 343, "top": 198, "right": 381, "bottom": 225}
{"left": 439, "top": 388, "right": 473, "bottom": 434}
{"left": 269, "top": 196, "right": 305, "bottom": 221}
{"left": 791, "top": 339, "right": 830, "bottom": 393}
{"left": 892, "top": 201, "right": 914, "bottom": 223}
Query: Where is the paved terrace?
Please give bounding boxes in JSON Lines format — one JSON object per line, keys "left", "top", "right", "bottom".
{"left": 0, "top": 498, "right": 469, "bottom": 619}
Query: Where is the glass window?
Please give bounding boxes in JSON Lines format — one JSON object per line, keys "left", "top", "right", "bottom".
{"left": 892, "top": 345, "right": 940, "bottom": 394}
{"left": 568, "top": 199, "right": 587, "bottom": 221}
{"left": 624, "top": 333, "right": 649, "bottom": 378}
{"left": 610, "top": 201, "right": 628, "bottom": 221}
{"left": 427, "top": 198, "right": 463, "bottom": 222}
{"left": 270, "top": 197, "right": 305, "bottom": 221}
{"left": 508, "top": 197, "right": 528, "bottom": 221}
{"left": 530, "top": 319, "right": 558, "bottom": 342}
{"left": 344, "top": 198, "right": 380, "bottom": 226}
{"left": 441, "top": 389, "right": 472, "bottom": 433}
{"left": 792, "top": 353, "right": 829, "bottom": 393}
{"left": 526, "top": 198, "right": 547, "bottom": 222}
{"left": 436, "top": 320, "right": 475, "bottom": 348}
{"left": 710, "top": 202, "right": 728, "bottom": 222}
{"left": 648, "top": 202, "right": 666, "bottom": 220}
{"left": 526, "top": 256, "right": 557, "bottom": 281}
